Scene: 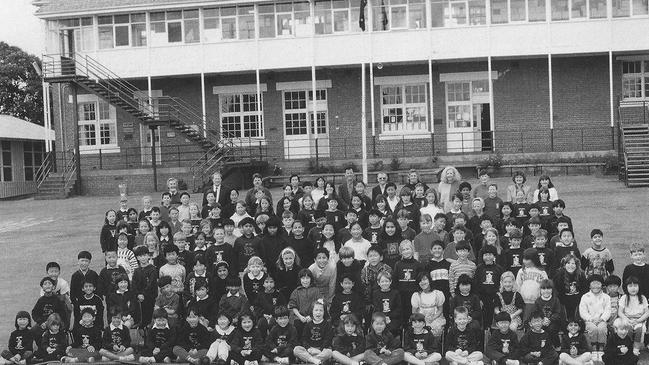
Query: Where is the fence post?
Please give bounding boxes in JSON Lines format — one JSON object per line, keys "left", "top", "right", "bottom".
{"left": 177, "top": 145, "right": 181, "bottom": 167}
{"left": 315, "top": 138, "right": 319, "bottom": 171}
{"left": 344, "top": 138, "right": 347, "bottom": 159}
{"left": 402, "top": 135, "right": 405, "bottom": 155}
{"left": 99, "top": 149, "right": 102, "bottom": 169}
{"left": 124, "top": 148, "right": 128, "bottom": 168}
{"left": 430, "top": 133, "right": 435, "bottom": 156}
{"left": 581, "top": 130, "right": 584, "bottom": 151}
{"left": 520, "top": 131, "right": 524, "bottom": 153}
{"left": 372, "top": 136, "right": 377, "bottom": 158}
{"left": 259, "top": 141, "right": 263, "bottom": 160}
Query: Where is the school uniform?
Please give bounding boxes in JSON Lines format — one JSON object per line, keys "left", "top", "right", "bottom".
{"left": 371, "top": 289, "right": 402, "bottom": 335}
{"left": 68, "top": 323, "right": 102, "bottom": 361}
{"left": 265, "top": 323, "right": 298, "bottom": 360}
{"left": 35, "top": 330, "right": 67, "bottom": 361}
{"left": 473, "top": 262, "right": 503, "bottom": 326}
{"left": 519, "top": 329, "right": 559, "bottom": 365}
{"left": 486, "top": 329, "right": 519, "bottom": 365}
{"left": 218, "top": 292, "right": 250, "bottom": 323}
{"left": 142, "top": 324, "right": 175, "bottom": 362}
{"left": 6, "top": 328, "right": 34, "bottom": 360}
{"left": 364, "top": 330, "right": 404, "bottom": 365}
{"left": 602, "top": 333, "right": 637, "bottom": 365}
{"left": 74, "top": 294, "right": 105, "bottom": 330}
{"left": 172, "top": 323, "right": 211, "bottom": 362}
{"left": 330, "top": 291, "right": 365, "bottom": 327}
{"left": 70, "top": 269, "right": 99, "bottom": 307}
{"left": 132, "top": 264, "right": 158, "bottom": 327}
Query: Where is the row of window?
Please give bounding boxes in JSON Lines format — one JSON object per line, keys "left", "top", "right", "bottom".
{"left": 622, "top": 60, "right": 649, "bottom": 100}
{"left": 56, "top": 0, "right": 649, "bottom": 49}
{"left": 0, "top": 141, "right": 44, "bottom": 182}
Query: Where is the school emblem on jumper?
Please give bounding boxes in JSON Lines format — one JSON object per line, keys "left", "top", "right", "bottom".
{"left": 342, "top": 301, "right": 350, "bottom": 313}
{"left": 485, "top": 272, "right": 494, "bottom": 284}
{"left": 540, "top": 339, "right": 546, "bottom": 348}
{"left": 539, "top": 253, "right": 546, "bottom": 265}
{"left": 502, "top": 339, "right": 510, "bottom": 353}
{"left": 404, "top": 269, "right": 412, "bottom": 280}
{"left": 272, "top": 297, "right": 277, "bottom": 305}
{"left": 371, "top": 232, "right": 378, "bottom": 243}
{"left": 569, "top": 282, "right": 577, "bottom": 294}
{"left": 277, "top": 336, "right": 287, "bottom": 347}
{"left": 382, "top": 298, "right": 391, "bottom": 313}
{"left": 82, "top": 334, "right": 90, "bottom": 347}
{"left": 216, "top": 252, "right": 223, "bottom": 262}
{"left": 244, "top": 337, "right": 252, "bottom": 349}
{"left": 15, "top": 336, "right": 23, "bottom": 350}
{"left": 416, "top": 342, "right": 424, "bottom": 351}
{"left": 512, "top": 255, "right": 521, "bottom": 267}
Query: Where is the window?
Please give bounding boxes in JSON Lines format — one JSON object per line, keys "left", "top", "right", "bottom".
{"left": 23, "top": 141, "right": 44, "bottom": 182}
{"left": 315, "top": 0, "right": 363, "bottom": 34}
{"left": 551, "top": 0, "right": 570, "bottom": 19}
{"left": 622, "top": 61, "right": 649, "bottom": 100}
{"left": 78, "top": 99, "right": 118, "bottom": 150}
{"left": 446, "top": 82, "right": 472, "bottom": 128}
{"left": 381, "top": 84, "right": 428, "bottom": 133}
{"left": 238, "top": 6, "right": 255, "bottom": 39}
{"left": 283, "top": 90, "right": 328, "bottom": 136}
{"left": 150, "top": 10, "right": 199, "bottom": 44}
{"left": 613, "top": 0, "right": 631, "bottom": 15}
{"left": 372, "top": 0, "right": 426, "bottom": 30}
{"left": 131, "top": 13, "right": 147, "bottom": 46}
{"left": 0, "top": 141, "right": 11, "bottom": 182}
{"left": 219, "top": 93, "right": 264, "bottom": 138}
{"left": 97, "top": 13, "right": 146, "bottom": 48}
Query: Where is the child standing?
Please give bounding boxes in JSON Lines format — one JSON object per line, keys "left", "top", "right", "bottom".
{"left": 486, "top": 312, "right": 520, "bottom": 365}
{"left": 519, "top": 310, "right": 559, "bottom": 365}
{"left": 554, "top": 253, "right": 588, "bottom": 320}
{"left": 31, "top": 277, "right": 67, "bottom": 339}
{"left": 494, "top": 271, "right": 525, "bottom": 331}
{"left": 132, "top": 246, "right": 158, "bottom": 327}
{"left": 343, "top": 222, "right": 371, "bottom": 262}
{"left": 444, "top": 306, "right": 483, "bottom": 365}
{"left": 603, "top": 318, "right": 638, "bottom": 365}
{"left": 448, "top": 240, "right": 477, "bottom": 296}
{"left": 289, "top": 269, "right": 323, "bottom": 335}
{"left": 617, "top": 276, "right": 649, "bottom": 355}
{"left": 425, "top": 240, "right": 451, "bottom": 309}
{"left": 393, "top": 240, "right": 423, "bottom": 319}
{"left": 558, "top": 318, "right": 593, "bottom": 365}
{"left": 515, "top": 248, "right": 548, "bottom": 322}
{"left": 410, "top": 272, "right": 446, "bottom": 337}
{"left": 69, "top": 251, "right": 99, "bottom": 312}
{"left": 579, "top": 274, "right": 611, "bottom": 354}
{"left": 332, "top": 314, "right": 366, "bottom": 365}
{"left": 309, "top": 248, "right": 337, "bottom": 304}
{"left": 233, "top": 217, "right": 261, "bottom": 275}
{"left": 473, "top": 244, "right": 503, "bottom": 327}
{"left": 364, "top": 312, "right": 404, "bottom": 365}
{"left": 372, "top": 271, "right": 402, "bottom": 336}
{"left": 106, "top": 274, "right": 138, "bottom": 329}
{"left": 293, "top": 299, "right": 334, "bottom": 365}
{"left": 533, "top": 279, "right": 564, "bottom": 348}
{"left": 622, "top": 242, "right": 649, "bottom": 302}
{"left": 580, "top": 229, "right": 614, "bottom": 280}
{"left": 330, "top": 275, "right": 364, "bottom": 328}
{"left": 403, "top": 312, "right": 442, "bottom": 365}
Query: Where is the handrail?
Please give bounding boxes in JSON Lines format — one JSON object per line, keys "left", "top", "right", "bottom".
{"left": 35, "top": 151, "right": 54, "bottom": 188}
{"left": 63, "top": 152, "right": 77, "bottom": 192}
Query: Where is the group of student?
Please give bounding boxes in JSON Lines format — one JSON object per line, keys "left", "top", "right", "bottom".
{"left": 5, "top": 168, "right": 649, "bottom": 365}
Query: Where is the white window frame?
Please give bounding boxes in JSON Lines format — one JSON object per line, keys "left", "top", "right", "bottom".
{"left": 0, "top": 140, "right": 12, "bottom": 182}
{"left": 282, "top": 89, "right": 329, "bottom": 136}
{"left": 77, "top": 96, "right": 119, "bottom": 153}
{"left": 218, "top": 92, "right": 265, "bottom": 139}
{"left": 444, "top": 79, "right": 490, "bottom": 129}
{"left": 622, "top": 60, "right": 649, "bottom": 101}
{"left": 379, "top": 83, "right": 430, "bottom": 134}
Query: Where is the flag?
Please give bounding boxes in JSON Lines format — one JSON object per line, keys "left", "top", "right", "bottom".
{"left": 359, "top": 0, "right": 367, "bottom": 31}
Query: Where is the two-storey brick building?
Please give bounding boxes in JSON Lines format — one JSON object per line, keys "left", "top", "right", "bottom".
{"left": 34, "top": 0, "right": 649, "bottom": 193}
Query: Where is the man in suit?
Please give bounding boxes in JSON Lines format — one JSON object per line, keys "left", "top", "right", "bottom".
{"left": 167, "top": 177, "right": 182, "bottom": 207}
{"left": 337, "top": 166, "right": 356, "bottom": 208}
{"left": 371, "top": 172, "right": 389, "bottom": 202}
{"left": 202, "top": 171, "right": 229, "bottom": 207}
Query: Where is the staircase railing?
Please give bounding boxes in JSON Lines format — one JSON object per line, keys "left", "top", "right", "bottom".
{"left": 35, "top": 151, "right": 55, "bottom": 188}
{"left": 63, "top": 152, "right": 77, "bottom": 192}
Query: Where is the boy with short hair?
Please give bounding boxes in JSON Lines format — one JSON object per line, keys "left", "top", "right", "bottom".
{"left": 73, "top": 280, "right": 104, "bottom": 331}
{"left": 486, "top": 312, "right": 520, "bottom": 365}
{"left": 558, "top": 318, "right": 592, "bottom": 365}
{"left": 233, "top": 217, "right": 261, "bottom": 274}
{"left": 139, "top": 308, "right": 176, "bottom": 363}
{"left": 155, "top": 276, "right": 180, "bottom": 328}
{"left": 361, "top": 246, "right": 393, "bottom": 307}
{"left": 99, "top": 307, "right": 135, "bottom": 362}
{"left": 484, "top": 183, "right": 503, "bottom": 221}
{"left": 473, "top": 244, "right": 503, "bottom": 327}
{"left": 397, "top": 209, "right": 417, "bottom": 241}
{"left": 605, "top": 275, "right": 622, "bottom": 327}
{"left": 265, "top": 305, "right": 297, "bottom": 364}
{"left": 132, "top": 245, "right": 158, "bottom": 328}
{"left": 519, "top": 309, "right": 559, "bottom": 365}
{"left": 622, "top": 242, "right": 649, "bottom": 310}
{"left": 335, "top": 247, "right": 364, "bottom": 295}
{"left": 32, "top": 277, "right": 67, "bottom": 339}
{"left": 330, "top": 274, "right": 364, "bottom": 328}
{"left": 532, "top": 229, "right": 555, "bottom": 273}
{"left": 403, "top": 312, "right": 442, "bottom": 365}
{"left": 548, "top": 199, "right": 572, "bottom": 238}
{"left": 445, "top": 306, "right": 483, "bottom": 365}
{"left": 363, "top": 210, "right": 383, "bottom": 245}
{"left": 501, "top": 229, "right": 524, "bottom": 276}
{"left": 325, "top": 198, "right": 346, "bottom": 233}
{"left": 173, "top": 305, "right": 211, "bottom": 365}
{"left": 40, "top": 262, "right": 72, "bottom": 319}
{"left": 448, "top": 241, "right": 477, "bottom": 295}
{"left": 173, "top": 231, "right": 194, "bottom": 272}
{"left": 206, "top": 226, "right": 235, "bottom": 271}
{"left": 581, "top": 229, "right": 614, "bottom": 279}
{"left": 98, "top": 250, "right": 127, "bottom": 299}
{"left": 218, "top": 277, "right": 250, "bottom": 325}
{"left": 70, "top": 251, "right": 99, "bottom": 310}
{"left": 65, "top": 307, "right": 102, "bottom": 363}
{"left": 337, "top": 210, "right": 358, "bottom": 244}
{"left": 223, "top": 218, "right": 237, "bottom": 246}
{"left": 602, "top": 318, "right": 638, "bottom": 365}
{"left": 159, "top": 244, "right": 186, "bottom": 294}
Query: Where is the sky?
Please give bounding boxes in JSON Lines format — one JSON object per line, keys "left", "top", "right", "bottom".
{"left": 0, "top": 0, "right": 44, "bottom": 55}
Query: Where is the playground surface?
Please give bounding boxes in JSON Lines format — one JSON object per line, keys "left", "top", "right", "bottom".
{"left": 1, "top": 174, "right": 648, "bottom": 360}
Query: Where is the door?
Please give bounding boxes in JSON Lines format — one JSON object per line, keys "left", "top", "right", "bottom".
{"left": 283, "top": 90, "right": 330, "bottom": 159}
{"left": 136, "top": 91, "right": 163, "bottom": 165}
{"left": 59, "top": 29, "right": 76, "bottom": 75}
{"left": 445, "top": 80, "right": 490, "bottom": 153}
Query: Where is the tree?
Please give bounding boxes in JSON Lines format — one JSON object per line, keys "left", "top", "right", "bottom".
{"left": 0, "top": 42, "right": 43, "bottom": 124}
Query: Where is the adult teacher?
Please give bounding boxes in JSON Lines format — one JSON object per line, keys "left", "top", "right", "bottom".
{"left": 506, "top": 171, "right": 533, "bottom": 203}
{"left": 437, "top": 166, "right": 462, "bottom": 212}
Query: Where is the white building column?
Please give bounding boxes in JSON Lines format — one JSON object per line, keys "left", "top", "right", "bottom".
{"left": 488, "top": 56, "right": 495, "bottom": 145}
{"left": 201, "top": 72, "right": 207, "bottom": 138}
{"left": 361, "top": 62, "right": 368, "bottom": 184}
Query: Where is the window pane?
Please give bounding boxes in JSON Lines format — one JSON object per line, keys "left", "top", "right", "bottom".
{"left": 167, "top": 11, "right": 182, "bottom": 20}
{"left": 98, "top": 16, "right": 113, "bottom": 25}
{"left": 168, "top": 22, "right": 182, "bottom": 42}
{"left": 115, "top": 25, "right": 129, "bottom": 46}
{"left": 529, "top": 0, "right": 547, "bottom": 20}
{"left": 448, "top": 105, "right": 472, "bottom": 128}
{"left": 25, "top": 167, "right": 34, "bottom": 181}
{"left": 430, "top": 0, "right": 447, "bottom": 26}
{"left": 222, "top": 18, "right": 236, "bottom": 39}
{"left": 204, "top": 18, "right": 221, "bottom": 41}
{"left": 243, "top": 115, "right": 261, "bottom": 137}
{"left": 259, "top": 13, "right": 276, "bottom": 38}
{"left": 409, "top": 2, "right": 427, "bottom": 28}
{"left": 131, "top": 13, "right": 145, "bottom": 23}
{"left": 373, "top": 0, "right": 390, "bottom": 30}
{"left": 184, "top": 9, "right": 199, "bottom": 18}
{"left": 552, "top": 0, "right": 569, "bottom": 19}
{"left": 114, "top": 14, "right": 129, "bottom": 24}
{"left": 315, "top": 1, "right": 334, "bottom": 34}
{"left": 81, "top": 27, "right": 94, "bottom": 51}
{"left": 511, "top": 0, "right": 527, "bottom": 20}
{"left": 391, "top": 5, "right": 407, "bottom": 27}
{"left": 450, "top": 2, "right": 468, "bottom": 24}
{"left": 222, "top": 116, "right": 242, "bottom": 138}
{"left": 151, "top": 12, "right": 166, "bottom": 21}
{"left": 294, "top": 10, "right": 312, "bottom": 36}
{"left": 633, "top": 0, "right": 648, "bottom": 14}
{"left": 239, "top": 15, "right": 255, "bottom": 39}
{"left": 277, "top": 13, "right": 293, "bottom": 35}
{"left": 184, "top": 19, "right": 200, "bottom": 43}
{"left": 98, "top": 26, "right": 114, "bottom": 49}
{"left": 3, "top": 167, "right": 12, "bottom": 182}
{"left": 100, "top": 123, "right": 116, "bottom": 145}
{"left": 334, "top": 9, "right": 350, "bottom": 31}
{"left": 491, "top": 0, "right": 509, "bottom": 23}
{"left": 622, "top": 76, "right": 642, "bottom": 98}
{"left": 613, "top": 0, "right": 631, "bottom": 15}
{"left": 571, "top": 0, "right": 587, "bottom": 18}
{"left": 589, "top": 0, "right": 607, "bottom": 17}
{"left": 99, "top": 101, "right": 110, "bottom": 119}
{"left": 131, "top": 23, "right": 147, "bottom": 46}
{"left": 2, "top": 152, "right": 11, "bottom": 165}
{"left": 285, "top": 113, "right": 308, "bottom": 135}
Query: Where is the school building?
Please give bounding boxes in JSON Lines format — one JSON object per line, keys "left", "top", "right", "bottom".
{"left": 33, "top": 0, "right": 649, "bottom": 195}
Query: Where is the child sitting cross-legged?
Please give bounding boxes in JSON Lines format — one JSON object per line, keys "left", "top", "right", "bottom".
{"left": 486, "top": 312, "right": 520, "bottom": 365}
{"left": 0, "top": 311, "right": 34, "bottom": 365}
{"left": 519, "top": 309, "right": 558, "bottom": 365}
{"left": 444, "top": 306, "right": 483, "bottom": 365}
{"left": 264, "top": 305, "right": 297, "bottom": 365}
{"left": 331, "top": 314, "right": 366, "bottom": 365}
{"left": 293, "top": 299, "right": 334, "bottom": 365}
{"left": 138, "top": 308, "right": 175, "bottom": 363}
{"left": 98, "top": 307, "right": 135, "bottom": 362}
{"left": 403, "top": 312, "right": 442, "bottom": 365}
{"left": 363, "top": 312, "right": 404, "bottom": 365}
{"left": 173, "top": 305, "right": 211, "bottom": 365}
{"left": 578, "top": 274, "right": 611, "bottom": 357}
{"left": 230, "top": 312, "right": 265, "bottom": 365}
{"left": 63, "top": 308, "right": 102, "bottom": 363}
{"left": 558, "top": 318, "right": 593, "bottom": 365}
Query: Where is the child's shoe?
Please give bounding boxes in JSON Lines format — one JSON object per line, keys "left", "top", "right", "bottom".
{"left": 633, "top": 348, "right": 640, "bottom": 356}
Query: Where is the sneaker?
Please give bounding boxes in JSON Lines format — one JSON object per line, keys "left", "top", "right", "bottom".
{"left": 123, "top": 354, "right": 136, "bottom": 362}
{"left": 633, "top": 348, "right": 640, "bottom": 356}
{"left": 276, "top": 358, "right": 289, "bottom": 365}
{"left": 101, "top": 357, "right": 111, "bottom": 362}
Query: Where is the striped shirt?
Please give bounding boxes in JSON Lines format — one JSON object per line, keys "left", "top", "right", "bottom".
{"left": 449, "top": 259, "right": 476, "bottom": 295}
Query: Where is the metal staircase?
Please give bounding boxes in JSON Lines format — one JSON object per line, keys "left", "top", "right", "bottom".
{"left": 34, "top": 151, "right": 78, "bottom": 199}
{"left": 620, "top": 124, "right": 649, "bottom": 187}
{"left": 41, "top": 53, "right": 245, "bottom": 191}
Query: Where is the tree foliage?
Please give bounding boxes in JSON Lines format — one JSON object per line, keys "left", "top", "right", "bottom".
{"left": 0, "top": 42, "right": 43, "bottom": 124}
